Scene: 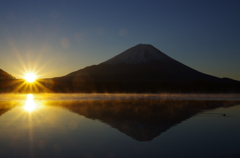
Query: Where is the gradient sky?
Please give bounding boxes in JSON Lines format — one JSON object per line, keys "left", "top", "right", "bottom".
{"left": 0, "top": 0, "right": 240, "bottom": 80}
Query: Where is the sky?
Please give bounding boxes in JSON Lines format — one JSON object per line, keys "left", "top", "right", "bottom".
{"left": 0, "top": 0, "right": 240, "bottom": 80}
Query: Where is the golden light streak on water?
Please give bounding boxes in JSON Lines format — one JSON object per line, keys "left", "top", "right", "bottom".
{"left": 24, "top": 94, "right": 37, "bottom": 112}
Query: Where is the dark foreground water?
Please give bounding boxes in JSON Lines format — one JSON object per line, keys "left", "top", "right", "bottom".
{"left": 0, "top": 94, "right": 240, "bottom": 158}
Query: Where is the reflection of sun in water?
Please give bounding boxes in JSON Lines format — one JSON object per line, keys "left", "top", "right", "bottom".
{"left": 24, "top": 94, "right": 37, "bottom": 112}
{"left": 24, "top": 73, "right": 37, "bottom": 83}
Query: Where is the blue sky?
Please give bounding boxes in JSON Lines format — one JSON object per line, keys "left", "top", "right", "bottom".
{"left": 0, "top": 0, "right": 240, "bottom": 80}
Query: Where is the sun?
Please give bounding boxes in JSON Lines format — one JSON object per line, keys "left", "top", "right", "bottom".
{"left": 24, "top": 73, "right": 37, "bottom": 83}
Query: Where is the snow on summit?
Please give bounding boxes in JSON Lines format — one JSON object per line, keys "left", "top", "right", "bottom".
{"left": 102, "top": 44, "right": 175, "bottom": 65}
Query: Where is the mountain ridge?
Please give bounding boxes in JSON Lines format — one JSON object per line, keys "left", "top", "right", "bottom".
{"left": 0, "top": 69, "right": 15, "bottom": 80}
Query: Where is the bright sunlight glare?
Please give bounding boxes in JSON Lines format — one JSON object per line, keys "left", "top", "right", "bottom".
{"left": 24, "top": 94, "right": 37, "bottom": 112}
{"left": 24, "top": 73, "right": 37, "bottom": 83}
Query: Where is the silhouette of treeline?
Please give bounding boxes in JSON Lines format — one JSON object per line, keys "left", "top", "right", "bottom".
{"left": 46, "top": 99, "right": 240, "bottom": 141}
{"left": 0, "top": 79, "right": 17, "bottom": 92}
{"left": 45, "top": 78, "right": 240, "bottom": 93}
{"left": 1, "top": 78, "right": 240, "bottom": 93}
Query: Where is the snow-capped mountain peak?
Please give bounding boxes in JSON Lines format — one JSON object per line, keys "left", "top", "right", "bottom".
{"left": 102, "top": 44, "right": 175, "bottom": 65}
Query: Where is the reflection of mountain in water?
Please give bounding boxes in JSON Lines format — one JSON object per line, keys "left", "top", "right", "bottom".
{"left": 49, "top": 99, "right": 240, "bottom": 141}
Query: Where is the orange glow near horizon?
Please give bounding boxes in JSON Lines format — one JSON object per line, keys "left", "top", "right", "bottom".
{"left": 4, "top": 34, "right": 53, "bottom": 93}
{"left": 10, "top": 69, "right": 52, "bottom": 93}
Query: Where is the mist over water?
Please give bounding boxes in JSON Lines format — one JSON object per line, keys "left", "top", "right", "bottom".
{"left": 1, "top": 93, "right": 240, "bottom": 101}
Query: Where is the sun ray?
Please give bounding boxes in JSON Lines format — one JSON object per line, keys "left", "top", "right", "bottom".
{"left": 6, "top": 38, "right": 55, "bottom": 93}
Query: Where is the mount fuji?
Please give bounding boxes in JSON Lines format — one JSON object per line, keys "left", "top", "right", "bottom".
{"left": 102, "top": 44, "right": 176, "bottom": 65}
{"left": 99, "top": 44, "right": 221, "bottom": 82}
{"left": 45, "top": 44, "right": 239, "bottom": 92}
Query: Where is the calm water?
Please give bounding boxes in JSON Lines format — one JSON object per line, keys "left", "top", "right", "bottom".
{"left": 0, "top": 94, "right": 240, "bottom": 158}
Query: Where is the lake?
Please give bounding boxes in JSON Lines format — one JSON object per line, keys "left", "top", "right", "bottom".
{"left": 0, "top": 93, "right": 240, "bottom": 158}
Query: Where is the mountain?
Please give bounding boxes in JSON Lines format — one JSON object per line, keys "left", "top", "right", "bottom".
{"left": 0, "top": 69, "right": 15, "bottom": 80}
{"left": 0, "top": 69, "right": 16, "bottom": 92}
{"left": 42, "top": 44, "right": 240, "bottom": 92}
{"left": 66, "top": 44, "right": 223, "bottom": 82}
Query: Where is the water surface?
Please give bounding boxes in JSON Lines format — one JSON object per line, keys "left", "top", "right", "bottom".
{"left": 0, "top": 94, "right": 240, "bottom": 158}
